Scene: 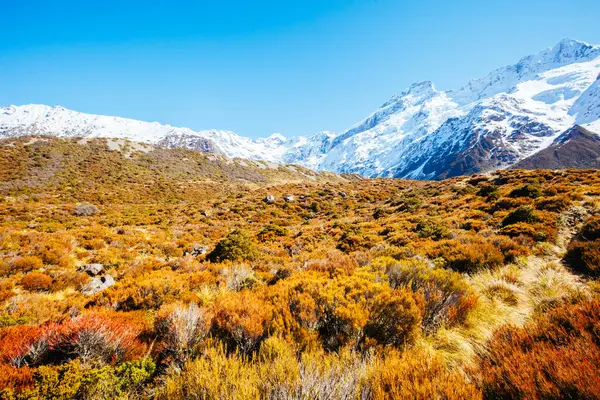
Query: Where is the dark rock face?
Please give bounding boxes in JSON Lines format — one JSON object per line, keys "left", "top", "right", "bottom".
{"left": 514, "top": 126, "right": 600, "bottom": 170}
{"left": 386, "top": 103, "right": 561, "bottom": 180}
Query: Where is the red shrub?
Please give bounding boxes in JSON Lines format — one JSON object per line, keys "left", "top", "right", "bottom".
{"left": 0, "top": 314, "right": 146, "bottom": 367}
{"left": 40, "top": 314, "right": 147, "bottom": 364}
{"left": 477, "top": 299, "right": 600, "bottom": 399}
{"left": 0, "top": 325, "right": 44, "bottom": 365}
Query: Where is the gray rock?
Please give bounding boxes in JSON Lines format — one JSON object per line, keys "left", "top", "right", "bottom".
{"left": 263, "top": 195, "right": 276, "bottom": 203}
{"left": 192, "top": 244, "right": 209, "bottom": 256}
{"left": 339, "top": 192, "right": 347, "bottom": 199}
{"left": 75, "top": 204, "right": 100, "bottom": 216}
{"left": 82, "top": 274, "right": 115, "bottom": 295}
{"left": 81, "top": 263, "right": 104, "bottom": 276}
{"left": 284, "top": 195, "right": 295, "bottom": 203}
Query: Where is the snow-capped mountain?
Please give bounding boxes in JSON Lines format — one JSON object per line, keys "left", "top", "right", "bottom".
{"left": 1, "top": 38, "right": 600, "bottom": 179}
{"left": 299, "top": 38, "right": 600, "bottom": 179}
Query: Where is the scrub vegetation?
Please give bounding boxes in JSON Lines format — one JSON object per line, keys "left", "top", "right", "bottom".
{"left": 0, "top": 137, "right": 599, "bottom": 399}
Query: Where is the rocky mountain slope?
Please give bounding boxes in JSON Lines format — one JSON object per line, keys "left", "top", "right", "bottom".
{"left": 1, "top": 39, "right": 599, "bottom": 179}
{"left": 513, "top": 125, "right": 600, "bottom": 170}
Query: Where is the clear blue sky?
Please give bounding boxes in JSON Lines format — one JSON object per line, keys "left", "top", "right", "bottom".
{"left": 2, "top": 0, "right": 600, "bottom": 139}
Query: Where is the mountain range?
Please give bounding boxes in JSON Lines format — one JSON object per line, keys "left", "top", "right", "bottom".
{"left": 2, "top": 38, "right": 600, "bottom": 179}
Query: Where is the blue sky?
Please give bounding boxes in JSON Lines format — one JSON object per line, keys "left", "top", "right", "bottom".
{"left": 2, "top": 0, "right": 600, "bottom": 139}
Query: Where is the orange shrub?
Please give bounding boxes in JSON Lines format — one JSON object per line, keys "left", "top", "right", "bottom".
{"left": 579, "top": 216, "right": 600, "bottom": 241}
{"left": 34, "top": 237, "right": 74, "bottom": 267}
{"left": 305, "top": 249, "right": 358, "bottom": 277}
{"left": 377, "top": 258, "right": 477, "bottom": 333}
{"left": 362, "top": 288, "right": 423, "bottom": 348}
{"left": 10, "top": 256, "right": 44, "bottom": 274}
{"left": 367, "top": 349, "right": 482, "bottom": 400}
{"left": 0, "top": 364, "right": 34, "bottom": 392}
{"left": 427, "top": 237, "right": 504, "bottom": 273}
{"left": 535, "top": 195, "right": 571, "bottom": 212}
{"left": 564, "top": 217, "right": 600, "bottom": 276}
{"left": 20, "top": 272, "right": 53, "bottom": 292}
{"left": 490, "top": 235, "right": 530, "bottom": 262}
{"left": 270, "top": 269, "right": 424, "bottom": 352}
{"left": 155, "top": 303, "right": 211, "bottom": 364}
{"left": 0, "top": 281, "right": 14, "bottom": 303}
{"left": 212, "top": 291, "right": 273, "bottom": 355}
{"left": 89, "top": 270, "right": 192, "bottom": 311}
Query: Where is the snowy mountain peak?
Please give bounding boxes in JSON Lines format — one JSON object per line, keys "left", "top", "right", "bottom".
{"left": 257, "top": 133, "right": 287, "bottom": 147}
{"left": 407, "top": 81, "right": 437, "bottom": 96}
{"left": 547, "top": 38, "right": 599, "bottom": 63}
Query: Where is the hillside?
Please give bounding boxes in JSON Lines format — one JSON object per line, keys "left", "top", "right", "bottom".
{"left": 514, "top": 125, "right": 600, "bottom": 170}
{"left": 0, "top": 136, "right": 349, "bottom": 203}
{"left": 0, "top": 139, "right": 600, "bottom": 398}
{"left": 2, "top": 39, "right": 600, "bottom": 179}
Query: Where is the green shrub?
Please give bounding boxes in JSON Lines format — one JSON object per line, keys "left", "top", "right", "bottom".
{"left": 502, "top": 206, "right": 539, "bottom": 226}
{"left": 208, "top": 229, "right": 258, "bottom": 263}
{"left": 414, "top": 220, "right": 448, "bottom": 240}
{"left": 509, "top": 182, "right": 542, "bottom": 199}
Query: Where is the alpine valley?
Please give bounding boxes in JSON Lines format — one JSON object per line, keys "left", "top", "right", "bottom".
{"left": 2, "top": 38, "right": 600, "bottom": 179}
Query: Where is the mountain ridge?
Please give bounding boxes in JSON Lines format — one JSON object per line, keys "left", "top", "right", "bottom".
{"left": 2, "top": 38, "right": 600, "bottom": 179}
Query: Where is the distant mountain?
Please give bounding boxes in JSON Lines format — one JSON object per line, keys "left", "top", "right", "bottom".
{"left": 2, "top": 39, "right": 600, "bottom": 179}
{"left": 0, "top": 104, "right": 291, "bottom": 162}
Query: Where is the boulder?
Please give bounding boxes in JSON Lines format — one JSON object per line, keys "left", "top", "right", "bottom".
{"left": 81, "top": 263, "right": 104, "bottom": 276}
{"left": 82, "top": 274, "right": 115, "bottom": 295}
{"left": 191, "top": 244, "right": 209, "bottom": 256}
{"left": 263, "top": 195, "right": 276, "bottom": 204}
{"left": 75, "top": 204, "right": 100, "bottom": 216}
{"left": 284, "top": 195, "right": 295, "bottom": 203}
